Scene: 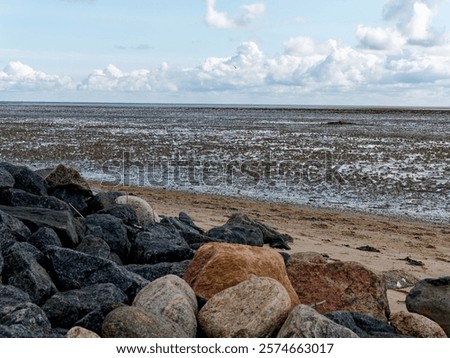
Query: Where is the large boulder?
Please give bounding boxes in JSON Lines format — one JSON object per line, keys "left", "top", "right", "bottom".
{"left": 0, "top": 162, "right": 48, "bottom": 196}
{"left": 132, "top": 275, "right": 198, "bottom": 337}
{"left": 406, "top": 276, "right": 450, "bottom": 336}
{"left": 0, "top": 208, "right": 32, "bottom": 243}
{"left": 0, "top": 188, "right": 70, "bottom": 211}
{"left": 42, "top": 283, "right": 128, "bottom": 329}
{"left": 277, "top": 305, "right": 359, "bottom": 338}
{"left": 75, "top": 235, "right": 113, "bottom": 261}
{"left": 102, "top": 306, "right": 180, "bottom": 338}
{"left": 26, "top": 227, "right": 62, "bottom": 251}
{"left": 129, "top": 224, "right": 194, "bottom": 264}
{"left": 85, "top": 214, "right": 130, "bottom": 261}
{"left": 45, "top": 246, "right": 148, "bottom": 300}
{"left": 183, "top": 242, "right": 299, "bottom": 309}
{"left": 115, "top": 195, "right": 160, "bottom": 224}
{"left": 0, "top": 167, "right": 15, "bottom": 189}
{"left": 286, "top": 254, "right": 390, "bottom": 322}
{"left": 0, "top": 205, "right": 78, "bottom": 247}
{"left": 85, "top": 191, "right": 125, "bottom": 214}
{"left": 390, "top": 311, "right": 447, "bottom": 338}
{"left": 198, "top": 276, "right": 291, "bottom": 338}
{"left": 1, "top": 241, "right": 56, "bottom": 305}
{"left": 45, "top": 164, "right": 92, "bottom": 194}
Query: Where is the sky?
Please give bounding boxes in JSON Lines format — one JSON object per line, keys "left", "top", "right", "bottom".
{"left": 2, "top": 0, "right": 450, "bottom": 106}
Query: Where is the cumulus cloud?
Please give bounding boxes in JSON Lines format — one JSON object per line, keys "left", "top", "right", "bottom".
{"left": 0, "top": 61, "right": 73, "bottom": 91}
{"left": 356, "top": 25, "right": 406, "bottom": 51}
{"left": 78, "top": 63, "right": 177, "bottom": 92}
{"left": 205, "top": 0, "right": 265, "bottom": 29}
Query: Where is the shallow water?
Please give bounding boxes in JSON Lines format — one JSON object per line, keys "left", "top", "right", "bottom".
{"left": 0, "top": 102, "right": 449, "bottom": 222}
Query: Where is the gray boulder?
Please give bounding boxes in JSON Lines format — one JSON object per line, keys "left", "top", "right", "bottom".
{"left": 0, "top": 188, "right": 70, "bottom": 211}
{"left": 0, "top": 162, "right": 48, "bottom": 196}
{"left": 1, "top": 241, "right": 56, "bottom": 305}
{"left": 198, "top": 276, "right": 291, "bottom": 338}
{"left": 0, "top": 205, "right": 78, "bottom": 247}
{"left": 42, "top": 283, "right": 128, "bottom": 329}
{"left": 277, "top": 305, "right": 359, "bottom": 338}
{"left": 0, "top": 167, "right": 15, "bottom": 189}
{"left": 98, "top": 204, "right": 139, "bottom": 226}
{"left": 76, "top": 235, "right": 113, "bottom": 261}
{"left": 207, "top": 223, "right": 264, "bottom": 247}
{"left": 0, "top": 208, "right": 32, "bottom": 243}
{"left": 45, "top": 246, "right": 148, "bottom": 300}
{"left": 129, "top": 224, "right": 194, "bottom": 264}
{"left": 27, "top": 227, "right": 62, "bottom": 251}
{"left": 85, "top": 214, "right": 130, "bottom": 261}
{"left": 406, "top": 276, "right": 450, "bottom": 336}
{"left": 132, "top": 275, "right": 198, "bottom": 337}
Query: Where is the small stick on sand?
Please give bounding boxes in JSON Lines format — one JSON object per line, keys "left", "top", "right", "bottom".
{"left": 310, "top": 300, "right": 327, "bottom": 309}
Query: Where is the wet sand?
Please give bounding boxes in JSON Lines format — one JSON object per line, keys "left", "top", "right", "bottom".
{"left": 92, "top": 182, "right": 450, "bottom": 314}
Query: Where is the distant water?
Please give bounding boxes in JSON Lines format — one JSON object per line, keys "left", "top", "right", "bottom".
{"left": 0, "top": 102, "right": 449, "bottom": 222}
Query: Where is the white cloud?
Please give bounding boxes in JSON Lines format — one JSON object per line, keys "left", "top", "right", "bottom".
{"left": 356, "top": 25, "right": 406, "bottom": 51}
{"left": 205, "top": 0, "right": 265, "bottom": 29}
{"left": 78, "top": 63, "right": 177, "bottom": 92}
{"left": 0, "top": 61, "right": 73, "bottom": 91}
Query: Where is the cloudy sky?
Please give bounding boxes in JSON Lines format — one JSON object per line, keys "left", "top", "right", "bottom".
{"left": 2, "top": 0, "right": 450, "bottom": 106}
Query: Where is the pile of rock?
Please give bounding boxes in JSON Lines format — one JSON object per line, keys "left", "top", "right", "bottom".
{"left": 0, "top": 162, "right": 448, "bottom": 338}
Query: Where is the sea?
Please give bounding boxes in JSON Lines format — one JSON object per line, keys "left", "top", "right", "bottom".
{"left": 0, "top": 102, "right": 449, "bottom": 223}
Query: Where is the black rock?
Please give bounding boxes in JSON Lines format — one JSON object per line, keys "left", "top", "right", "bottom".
{"left": 325, "top": 311, "right": 403, "bottom": 338}
{"left": 126, "top": 260, "right": 191, "bottom": 282}
{"left": 45, "top": 246, "right": 148, "bottom": 300}
{"left": 0, "top": 250, "right": 3, "bottom": 277}
{"left": 0, "top": 302, "right": 53, "bottom": 338}
{"left": 0, "top": 167, "right": 15, "bottom": 189}
{"left": 27, "top": 227, "right": 63, "bottom": 251}
{"left": 0, "top": 162, "right": 48, "bottom": 196}
{"left": 98, "top": 204, "right": 139, "bottom": 226}
{"left": 0, "top": 208, "right": 32, "bottom": 243}
{"left": 42, "top": 283, "right": 128, "bottom": 329}
{"left": 85, "top": 191, "right": 125, "bottom": 214}
{"left": 1, "top": 241, "right": 57, "bottom": 305}
{"left": 0, "top": 205, "right": 78, "bottom": 247}
{"left": 207, "top": 223, "right": 264, "bottom": 247}
{"left": 179, "top": 211, "right": 205, "bottom": 234}
{"left": 74, "top": 305, "right": 124, "bottom": 335}
{"left": 226, "top": 213, "right": 292, "bottom": 249}
{"left": 76, "top": 235, "right": 112, "bottom": 261}
{"left": 50, "top": 187, "right": 91, "bottom": 214}
{"left": 161, "top": 216, "right": 217, "bottom": 249}
{"left": 129, "top": 224, "right": 194, "bottom": 264}
{"left": 279, "top": 252, "right": 291, "bottom": 265}
{"left": 85, "top": 214, "right": 130, "bottom": 261}
{"left": 0, "top": 285, "right": 52, "bottom": 338}
{"left": 0, "top": 188, "right": 70, "bottom": 211}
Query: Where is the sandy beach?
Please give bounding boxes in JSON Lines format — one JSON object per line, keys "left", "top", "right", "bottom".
{"left": 93, "top": 182, "right": 450, "bottom": 315}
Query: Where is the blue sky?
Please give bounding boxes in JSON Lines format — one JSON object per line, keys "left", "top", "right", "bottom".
{"left": 1, "top": 0, "right": 450, "bottom": 105}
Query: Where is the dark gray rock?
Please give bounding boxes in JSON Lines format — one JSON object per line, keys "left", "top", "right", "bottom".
{"left": 27, "top": 227, "right": 62, "bottom": 251}
{"left": 207, "top": 223, "right": 264, "bottom": 247}
{"left": 98, "top": 204, "right": 139, "bottom": 226}
{"left": 0, "top": 188, "right": 70, "bottom": 211}
{"left": 406, "top": 276, "right": 450, "bottom": 336}
{"left": 74, "top": 306, "right": 122, "bottom": 336}
{"left": 42, "top": 283, "right": 128, "bottom": 329}
{"left": 226, "top": 213, "right": 292, "bottom": 249}
{"left": 129, "top": 224, "right": 194, "bottom": 264}
{"left": 85, "top": 191, "right": 125, "bottom": 214}
{"left": 325, "top": 311, "right": 403, "bottom": 338}
{"left": 0, "top": 285, "right": 52, "bottom": 338}
{"left": 76, "top": 235, "right": 112, "bottom": 260}
{"left": 45, "top": 246, "right": 148, "bottom": 300}
{"left": 0, "top": 208, "right": 32, "bottom": 243}
{"left": 1, "top": 241, "right": 57, "bottom": 305}
{"left": 0, "top": 162, "right": 48, "bottom": 196}
{"left": 126, "top": 260, "right": 191, "bottom": 282}
{"left": 0, "top": 205, "right": 78, "bottom": 247}
{"left": 0, "top": 302, "right": 53, "bottom": 338}
{"left": 85, "top": 214, "right": 130, "bottom": 261}
{"left": 179, "top": 211, "right": 205, "bottom": 234}
{"left": 51, "top": 187, "right": 91, "bottom": 214}
{"left": 0, "top": 250, "right": 3, "bottom": 277}
{"left": 45, "top": 164, "right": 92, "bottom": 194}
{"left": 0, "top": 167, "right": 15, "bottom": 189}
